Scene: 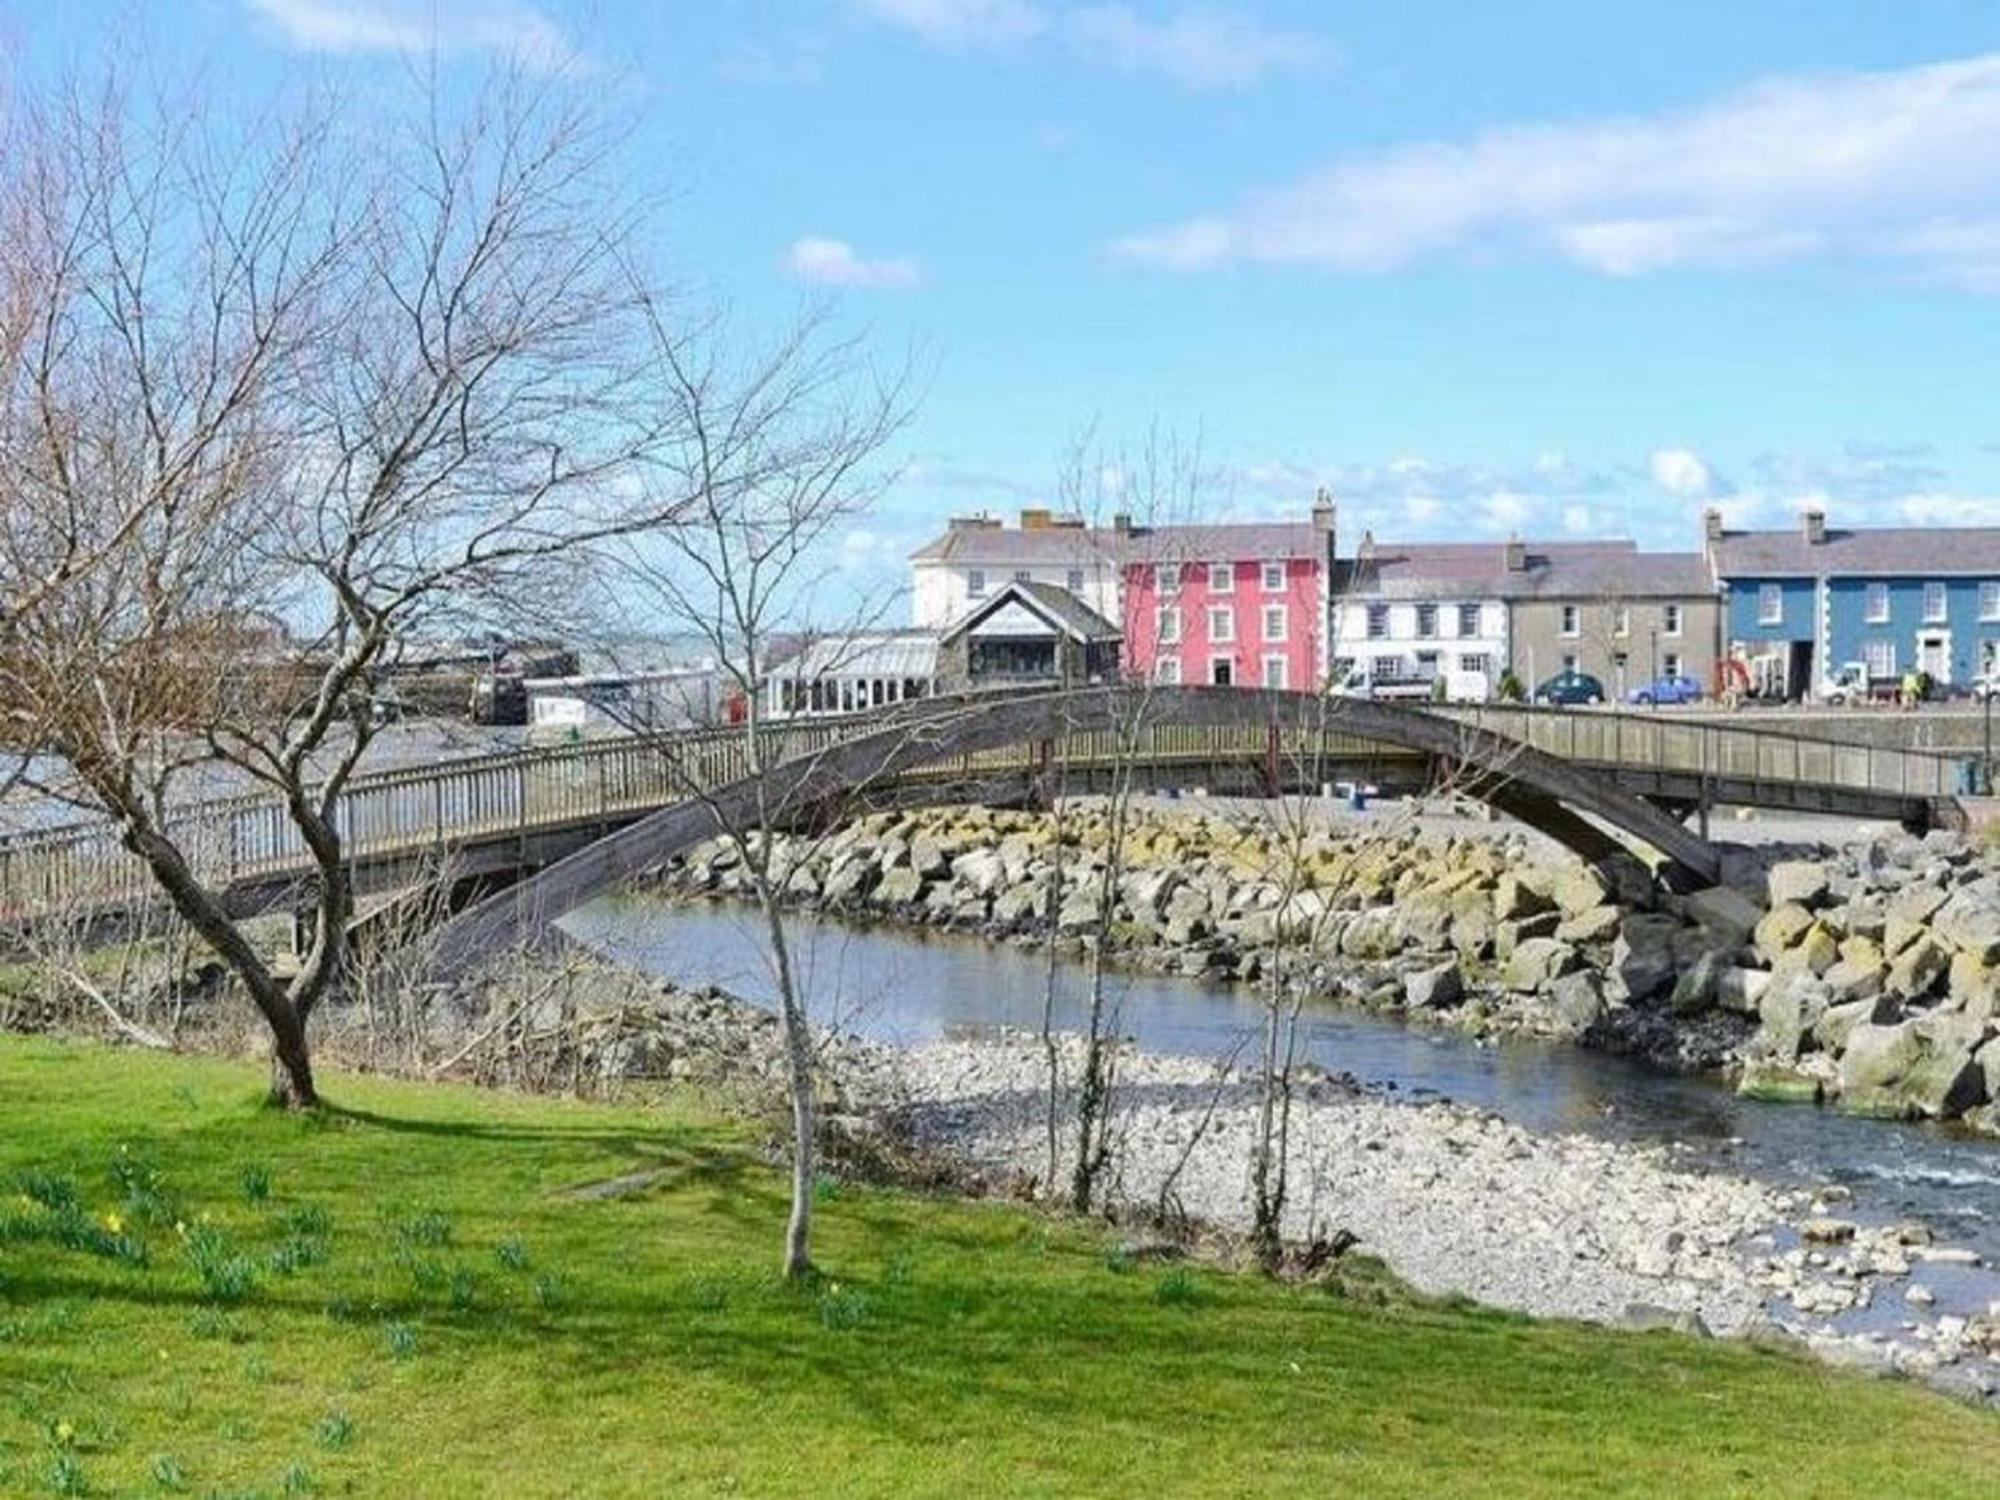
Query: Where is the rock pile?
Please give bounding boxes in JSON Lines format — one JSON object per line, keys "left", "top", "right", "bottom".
{"left": 658, "top": 805, "right": 2000, "bottom": 1133}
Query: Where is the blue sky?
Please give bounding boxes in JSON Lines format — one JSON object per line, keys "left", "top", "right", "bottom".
{"left": 17, "top": 1, "right": 2000, "bottom": 591}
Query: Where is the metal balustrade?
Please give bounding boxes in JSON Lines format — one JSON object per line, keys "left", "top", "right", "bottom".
{"left": 0, "top": 700, "right": 1962, "bottom": 923}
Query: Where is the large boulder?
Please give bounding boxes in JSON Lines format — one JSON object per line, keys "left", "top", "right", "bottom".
{"left": 909, "top": 836, "right": 951, "bottom": 880}
{"left": 1669, "top": 949, "right": 1727, "bottom": 1016}
{"left": 1767, "top": 859, "right": 1833, "bottom": 910}
{"left": 1885, "top": 935, "right": 1951, "bottom": 1001}
{"left": 872, "top": 866, "right": 926, "bottom": 910}
{"left": 950, "top": 847, "right": 1008, "bottom": 898}
{"left": 1554, "top": 904, "right": 1623, "bottom": 946}
{"left": 1403, "top": 961, "right": 1464, "bottom": 1009}
{"left": 1607, "top": 915, "right": 1684, "bottom": 1004}
{"left": 1493, "top": 874, "right": 1554, "bottom": 922}
{"left": 1932, "top": 884, "right": 2000, "bottom": 964}
{"left": 1503, "top": 937, "right": 1578, "bottom": 992}
{"left": 1552, "top": 864, "right": 1610, "bottom": 917}
{"left": 1753, "top": 903, "right": 1816, "bottom": 964}
{"left": 1754, "top": 971, "right": 1830, "bottom": 1063}
{"left": 1494, "top": 911, "right": 1560, "bottom": 959}
{"left": 1839, "top": 1014, "right": 1990, "bottom": 1119}
{"left": 1549, "top": 971, "right": 1607, "bottom": 1035}
{"left": 1681, "top": 885, "right": 1762, "bottom": 947}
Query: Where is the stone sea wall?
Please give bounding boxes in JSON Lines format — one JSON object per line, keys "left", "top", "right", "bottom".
{"left": 656, "top": 804, "right": 2000, "bottom": 1134}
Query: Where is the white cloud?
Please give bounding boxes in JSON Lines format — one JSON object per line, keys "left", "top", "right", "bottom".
{"left": 853, "top": 2, "right": 1330, "bottom": 89}
{"left": 1889, "top": 493, "right": 2000, "bottom": 525}
{"left": 1109, "top": 50, "right": 2000, "bottom": 280}
{"left": 784, "top": 236, "right": 924, "bottom": 289}
{"left": 242, "top": 0, "right": 580, "bottom": 70}
{"left": 1065, "top": 5, "right": 1332, "bottom": 90}
{"left": 1561, "top": 505, "right": 1599, "bottom": 535}
{"left": 848, "top": 0, "right": 1046, "bottom": 50}
{"left": 1649, "top": 448, "right": 1723, "bottom": 500}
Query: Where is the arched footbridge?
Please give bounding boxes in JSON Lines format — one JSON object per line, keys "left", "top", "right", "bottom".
{"left": 0, "top": 688, "right": 1968, "bottom": 962}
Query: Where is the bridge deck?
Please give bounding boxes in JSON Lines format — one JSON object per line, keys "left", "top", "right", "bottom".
{"left": 0, "top": 698, "right": 1964, "bottom": 924}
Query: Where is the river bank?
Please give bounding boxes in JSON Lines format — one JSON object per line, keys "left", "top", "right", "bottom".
{"left": 475, "top": 955, "right": 2000, "bottom": 1402}
{"left": 651, "top": 802, "right": 2000, "bottom": 1134}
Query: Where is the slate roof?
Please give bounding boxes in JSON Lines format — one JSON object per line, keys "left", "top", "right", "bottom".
{"left": 941, "top": 580, "right": 1122, "bottom": 643}
{"left": 766, "top": 630, "right": 939, "bottom": 680}
{"left": 1333, "top": 540, "right": 1713, "bottom": 601}
{"left": 1709, "top": 526, "right": 2000, "bottom": 578}
{"left": 909, "top": 519, "right": 1331, "bottom": 566}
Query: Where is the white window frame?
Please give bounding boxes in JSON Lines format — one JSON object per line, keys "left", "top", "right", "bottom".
{"left": 1262, "top": 604, "right": 1287, "bottom": 643}
{"left": 1560, "top": 604, "right": 1581, "bottom": 638}
{"left": 1614, "top": 605, "right": 1630, "bottom": 638}
{"left": 1365, "top": 603, "right": 1390, "bottom": 639}
{"left": 1261, "top": 655, "right": 1287, "bottom": 690}
{"left": 1662, "top": 603, "right": 1683, "bottom": 637}
{"left": 966, "top": 568, "right": 986, "bottom": 598}
{"left": 1155, "top": 657, "right": 1181, "bottom": 685}
{"left": 1864, "top": 638, "right": 1897, "bottom": 679}
{"left": 1757, "top": 584, "right": 1783, "bottom": 626}
{"left": 1155, "top": 562, "right": 1180, "bottom": 594}
{"left": 1208, "top": 656, "right": 1234, "bottom": 686}
{"left": 1013, "top": 568, "right": 1032, "bottom": 584}
{"left": 1662, "top": 652, "right": 1684, "bottom": 680}
{"left": 1923, "top": 581, "right": 1948, "bottom": 623}
{"left": 1457, "top": 602, "right": 1481, "bottom": 638}
{"left": 1415, "top": 603, "right": 1439, "bottom": 639}
{"left": 1207, "top": 606, "right": 1236, "bottom": 644}
{"left": 1156, "top": 605, "right": 1181, "bottom": 645}
{"left": 1066, "top": 567, "right": 1085, "bottom": 593}
{"left": 1979, "top": 580, "right": 2000, "bottom": 621}
{"left": 1260, "top": 559, "right": 1285, "bottom": 593}
{"left": 1207, "top": 561, "right": 1234, "bottom": 594}
{"left": 1864, "top": 582, "right": 1890, "bottom": 624}
{"left": 1458, "top": 652, "right": 1490, "bottom": 677}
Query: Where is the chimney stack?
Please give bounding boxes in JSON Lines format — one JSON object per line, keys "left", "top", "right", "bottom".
{"left": 1311, "top": 486, "right": 1336, "bottom": 531}
{"left": 1504, "top": 536, "right": 1528, "bottom": 572}
{"left": 1019, "top": 507, "right": 1052, "bottom": 530}
{"left": 1702, "top": 506, "right": 1724, "bottom": 544}
{"left": 1111, "top": 512, "right": 1132, "bottom": 535}
{"left": 1801, "top": 506, "right": 1827, "bottom": 545}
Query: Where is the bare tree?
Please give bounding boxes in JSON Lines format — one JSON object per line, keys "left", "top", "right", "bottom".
{"left": 0, "top": 62, "right": 673, "bottom": 1105}
{"left": 586, "top": 301, "right": 912, "bottom": 1279}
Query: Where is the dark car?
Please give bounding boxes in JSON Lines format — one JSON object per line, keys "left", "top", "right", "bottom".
{"left": 1532, "top": 670, "right": 1606, "bottom": 707}
{"left": 1626, "top": 674, "right": 1703, "bottom": 706}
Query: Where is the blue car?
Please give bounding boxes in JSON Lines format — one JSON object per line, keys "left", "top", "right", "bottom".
{"left": 1626, "top": 674, "right": 1703, "bottom": 706}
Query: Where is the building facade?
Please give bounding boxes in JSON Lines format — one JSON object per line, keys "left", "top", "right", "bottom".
{"left": 1707, "top": 507, "right": 2000, "bottom": 699}
{"left": 1329, "top": 541, "right": 1514, "bottom": 694}
{"left": 1121, "top": 512, "right": 1335, "bottom": 690}
{"left": 908, "top": 510, "right": 1122, "bottom": 629}
{"left": 1507, "top": 549, "right": 1722, "bottom": 699}
{"left": 909, "top": 497, "right": 1337, "bottom": 689}
{"left": 762, "top": 631, "right": 939, "bottom": 719}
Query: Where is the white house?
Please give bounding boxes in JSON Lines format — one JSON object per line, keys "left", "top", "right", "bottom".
{"left": 908, "top": 510, "right": 1125, "bottom": 629}
{"left": 1330, "top": 540, "right": 1515, "bottom": 694}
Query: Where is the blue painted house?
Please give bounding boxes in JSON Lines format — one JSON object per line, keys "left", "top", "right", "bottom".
{"left": 1706, "top": 507, "right": 2000, "bottom": 699}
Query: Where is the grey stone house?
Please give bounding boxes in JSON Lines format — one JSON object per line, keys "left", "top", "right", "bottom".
{"left": 1505, "top": 545, "right": 1722, "bottom": 698}
{"left": 935, "top": 579, "right": 1122, "bottom": 692}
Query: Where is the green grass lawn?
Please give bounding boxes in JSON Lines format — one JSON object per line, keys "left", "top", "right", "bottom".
{"left": 1, "top": 1037, "right": 1995, "bottom": 1498}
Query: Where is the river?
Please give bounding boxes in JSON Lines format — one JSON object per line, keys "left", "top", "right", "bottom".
{"left": 561, "top": 892, "right": 2000, "bottom": 1268}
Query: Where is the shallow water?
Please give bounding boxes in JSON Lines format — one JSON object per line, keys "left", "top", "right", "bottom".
{"left": 561, "top": 893, "right": 2000, "bottom": 1266}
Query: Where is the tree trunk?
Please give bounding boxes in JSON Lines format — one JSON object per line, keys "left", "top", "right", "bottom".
{"left": 759, "top": 882, "right": 815, "bottom": 1281}
{"left": 265, "top": 1003, "right": 320, "bottom": 1108}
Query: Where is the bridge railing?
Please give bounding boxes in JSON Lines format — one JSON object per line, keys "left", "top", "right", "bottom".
{"left": 1432, "top": 705, "right": 1960, "bottom": 799}
{"left": 0, "top": 699, "right": 1963, "bottom": 922}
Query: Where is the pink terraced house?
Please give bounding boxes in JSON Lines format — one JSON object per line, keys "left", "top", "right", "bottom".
{"left": 1121, "top": 497, "right": 1337, "bottom": 690}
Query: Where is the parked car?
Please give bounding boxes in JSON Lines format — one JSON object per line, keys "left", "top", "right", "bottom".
{"left": 1626, "top": 674, "right": 1703, "bottom": 707}
{"left": 1531, "top": 670, "right": 1606, "bottom": 707}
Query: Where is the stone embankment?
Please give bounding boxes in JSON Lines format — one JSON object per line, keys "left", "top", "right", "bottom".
{"left": 656, "top": 804, "right": 2000, "bottom": 1134}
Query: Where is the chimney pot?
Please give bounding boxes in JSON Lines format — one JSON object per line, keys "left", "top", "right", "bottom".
{"left": 1112, "top": 512, "right": 1132, "bottom": 535}
{"left": 1801, "top": 506, "right": 1827, "bottom": 544}
{"left": 1702, "top": 506, "right": 1724, "bottom": 543}
{"left": 1504, "top": 536, "right": 1528, "bottom": 572}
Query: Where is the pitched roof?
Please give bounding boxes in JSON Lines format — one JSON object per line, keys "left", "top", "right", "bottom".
{"left": 765, "top": 630, "right": 939, "bottom": 681}
{"left": 941, "top": 579, "right": 1121, "bottom": 643}
{"left": 909, "top": 517, "right": 1331, "bottom": 566}
{"left": 1710, "top": 526, "right": 2000, "bottom": 578}
{"left": 1334, "top": 539, "right": 1711, "bottom": 600}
